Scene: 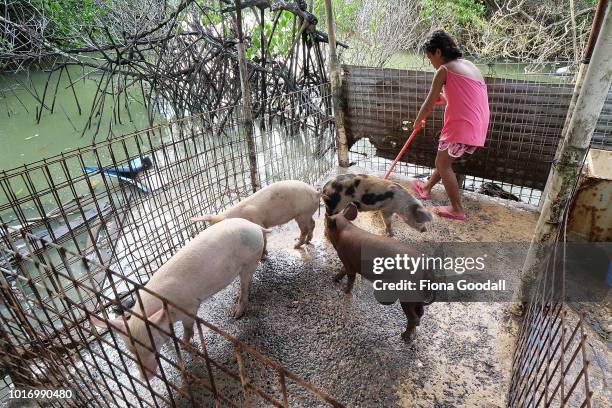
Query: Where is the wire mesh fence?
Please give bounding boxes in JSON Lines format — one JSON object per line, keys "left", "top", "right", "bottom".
{"left": 507, "top": 242, "right": 594, "bottom": 408}
{"left": 0, "top": 83, "right": 340, "bottom": 407}
{"left": 342, "top": 62, "right": 612, "bottom": 206}
{"left": 338, "top": 60, "right": 603, "bottom": 407}
{"left": 592, "top": 88, "right": 612, "bottom": 151}
{"left": 1, "top": 226, "right": 344, "bottom": 408}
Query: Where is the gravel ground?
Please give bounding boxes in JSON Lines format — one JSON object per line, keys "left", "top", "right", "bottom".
{"left": 70, "top": 168, "right": 549, "bottom": 407}
{"left": 5, "top": 169, "right": 610, "bottom": 408}
{"left": 145, "top": 169, "right": 540, "bottom": 407}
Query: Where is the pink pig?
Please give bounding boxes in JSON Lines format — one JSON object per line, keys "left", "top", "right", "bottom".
{"left": 91, "top": 218, "right": 267, "bottom": 381}
{"left": 192, "top": 180, "right": 320, "bottom": 249}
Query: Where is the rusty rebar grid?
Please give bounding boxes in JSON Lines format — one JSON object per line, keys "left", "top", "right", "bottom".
{"left": 1, "top": 83, "right": 339, "bottom": 407}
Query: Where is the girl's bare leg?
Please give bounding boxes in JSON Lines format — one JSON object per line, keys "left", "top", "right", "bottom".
{"left": 435, "top": 149, "right": 465, "bottom": 215}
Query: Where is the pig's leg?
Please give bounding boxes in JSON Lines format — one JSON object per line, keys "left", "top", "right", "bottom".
{"left": 182, "top": 318, "right": 194, "bottom": 344}
{"left": 416, "top": 304, "right": 425, "bottom": 319}
{"left": 234, "top": 265, "right": 255, "bottom": 319}
{"left": 294, "top": 215, "right": 309, "bottom": 248}
{"left": 305, "top": 217, "right": 315, "bottom": 244}
{"left": 344, "top": 270, "right": 357, "bottom": 294}
{"left": 381, "top": 208, "right": 394, "bottom": 237}
{"left": 333, "top": 267, "right": 347, "bottom": 283}
{"left": 179, "top": 318, "right": 196, "bottom": 393}
{"left": 261, "top": 232, "right": 268, "bottom": 259}
{"left": 400, "top": 302, "right": 421, "bottom": 341}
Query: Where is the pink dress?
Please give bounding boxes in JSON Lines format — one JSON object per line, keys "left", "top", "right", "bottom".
{"left": 439, "top": 67, "right": 489, "bottom": 148}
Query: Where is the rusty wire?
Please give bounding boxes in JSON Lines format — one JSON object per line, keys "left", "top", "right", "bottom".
{"left": 507, "top": 209, "right": 594, "bottom": 407}
{"left": 1, "top": 60, "right": 608, "bottom": 406}
{"left": 0, "top": 82, "right": 339, "bottom": 406}
{"left": 343, "top": 63, "right": 612, "bottom": 206}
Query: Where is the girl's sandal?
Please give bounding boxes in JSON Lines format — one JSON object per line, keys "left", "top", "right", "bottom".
{"left": 411, "top": 179, "right": 431, "bottom": 200}
{"left": 433, "top": 206, "right": 467, "bottom": 221}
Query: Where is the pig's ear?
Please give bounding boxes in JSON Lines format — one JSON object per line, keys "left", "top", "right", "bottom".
{"left": 412, "top": 205, "right": 433, "bottom": 223}
{"left": 343, "top": 203, "right": 358, "bottom": 221}
{"left": 90, "top": 315, "right": 127, "bottom": 334}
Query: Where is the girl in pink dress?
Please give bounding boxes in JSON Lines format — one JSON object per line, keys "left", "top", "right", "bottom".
{"left": 411, "top": 30, "right": 490, "bottom": 221}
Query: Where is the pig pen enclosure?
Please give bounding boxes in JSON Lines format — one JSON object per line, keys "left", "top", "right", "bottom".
{"left": 1, "top": 63, "right": 611, "bottom": 408}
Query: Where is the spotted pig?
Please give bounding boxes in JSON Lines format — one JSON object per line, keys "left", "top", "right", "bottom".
{"left": 322, "top": 174, "right": 432, "bottom": 236}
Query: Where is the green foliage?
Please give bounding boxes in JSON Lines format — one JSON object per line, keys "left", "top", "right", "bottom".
{"left": 38, "top": 0, "right": 106, "bottom": 46}
{"left": 203, "top": 11, "right": 223, "bottom": 25}
{"left": 312, "top": 0, "right": 360, "bottom": 36}
{"left": 309, "top": 0, "right": 486, "bottom": 47}
{"left": 246, "top": 10, "right": 294, "bottom": 59}
{"left": 420, "top": 0, "right": 485, "bottom": 28}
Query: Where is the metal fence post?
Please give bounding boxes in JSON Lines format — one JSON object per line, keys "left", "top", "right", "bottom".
{"left": 518, "top": 1, "right": 612, "bottom": 303}
{"left": 234, "top": 0, "right": 261, "bottom": 192}
{"left": 324, "top": 0, "right": 350, "bottom": 167}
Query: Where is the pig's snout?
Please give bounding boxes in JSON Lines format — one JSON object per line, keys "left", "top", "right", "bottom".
{"left": 400, "top": 215, "right": 430, "bottom": 233}
{"left": 400, "top": 204, "right": 432, "bottom": 233}
{"left": 413, "top": 222, "right": 429, "bottom": 233}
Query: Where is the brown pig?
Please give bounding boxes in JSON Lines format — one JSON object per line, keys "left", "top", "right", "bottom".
{"left": 192, "top": 180, "right": 319, "bottom": 250}
{"left": 325, "top": 203, "right": 433, "bottom": 341}
{"left": 322, "top": 174, "right": 432, "bottom": 236}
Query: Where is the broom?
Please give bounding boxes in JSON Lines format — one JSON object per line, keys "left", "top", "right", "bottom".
{"left": 383, "top": 121, "right": 423, "bottom": 180}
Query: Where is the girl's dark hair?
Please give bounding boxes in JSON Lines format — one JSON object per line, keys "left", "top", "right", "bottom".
{"left": 422, "top": 30, "right": 462, "bottom": 61}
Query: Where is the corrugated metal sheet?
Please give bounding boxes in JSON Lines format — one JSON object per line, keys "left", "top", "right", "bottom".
{"left": 569, "top": 149, "right": 612, "bottom": 242}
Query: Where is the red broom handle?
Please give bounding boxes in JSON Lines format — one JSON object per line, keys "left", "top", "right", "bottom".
{"left": 383, "top": 123, "right": 423, "bottom": 180}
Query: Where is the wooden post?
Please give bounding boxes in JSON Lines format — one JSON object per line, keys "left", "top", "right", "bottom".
{"left": 234, "top": 0, "right": 260, "bottom": 192}
{"left": 539, "top": 0, "right": 608, "bottom": 210}
{"left": 324, "top": 0, "right": 350, "bottom": 167}
{"left": 569, "top": 0, "right": 579, "bottom": 64}
{"left": 518, "top": 2, "right": 612, "bottom": 303}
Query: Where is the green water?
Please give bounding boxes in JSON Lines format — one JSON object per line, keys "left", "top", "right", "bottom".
{"left": 386, "top": 50, "right": 571, "bottom": 83}
{"left": 0, "top": 67, "right": 151, "bottom": 172}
